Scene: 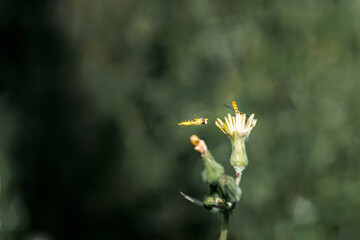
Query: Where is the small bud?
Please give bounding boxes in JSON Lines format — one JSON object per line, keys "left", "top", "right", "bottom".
{"left": 203, "top": 195, "right": 228, "bottom": 213}
{"left": 190, "top": 135, "right": 208, "bottom": 154}
{"left": 203, "top": 198, "right": 221, "bottom": 214}
{"left": 203, "top": 195, "right": 216, "bottom": 207}
{"left": 217, "top": 175, "right": 242, "bottom": 203}
{"left": 190, "top": 135, "right": 200, "bottom": 146}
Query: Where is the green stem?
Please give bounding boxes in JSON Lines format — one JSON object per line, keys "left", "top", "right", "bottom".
{"left": 219, "top": 212, "right": 229, "bottom": 240}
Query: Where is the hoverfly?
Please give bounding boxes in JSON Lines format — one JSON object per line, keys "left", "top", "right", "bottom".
{"left": 178, "top": 117, "right": 208, "bottom": 126}
{"left": 223, "top": 101, "right": 247, "bottom": 116}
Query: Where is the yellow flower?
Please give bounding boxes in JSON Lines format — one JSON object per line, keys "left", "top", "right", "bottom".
{"left": 215, "top": 101, "right": 257, "bottom": 182}
{"left": 215, "top": 101, "right": 257, "bottom": 141}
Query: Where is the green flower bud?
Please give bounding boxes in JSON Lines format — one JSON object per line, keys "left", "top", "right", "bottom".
{"left": 203, "top": 195, "right": 217, "bottom": 207}
{"left": 201, "top": 150, "right": 225, "bottom": 184}
{"left": 203, "top": 195, "right": 227, "bottom": 214}
{"left": 190, "top": 135, "right": 225, "bottom": 184}
{"left": 217, "top": 175, "right": 242, "bottom": 203}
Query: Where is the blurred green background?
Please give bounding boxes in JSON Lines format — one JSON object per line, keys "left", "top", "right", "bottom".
{"left": 1, "top": 0, "right": 360, "bottom": 239}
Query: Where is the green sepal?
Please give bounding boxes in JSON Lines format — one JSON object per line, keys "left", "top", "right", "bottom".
{"left": 230, "top": 139, "right": 248, "bottom": 168}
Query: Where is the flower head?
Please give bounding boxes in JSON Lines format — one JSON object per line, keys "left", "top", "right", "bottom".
{"left": 215, "top": 101, "right": 257, "bottom": 176}
{"left": 215, "top": 101, "right": 257, "bottom": 141}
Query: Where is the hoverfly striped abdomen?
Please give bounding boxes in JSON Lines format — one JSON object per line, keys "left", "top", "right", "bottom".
{"left": 178, "top": 117, "right": 208, "bottom": 126}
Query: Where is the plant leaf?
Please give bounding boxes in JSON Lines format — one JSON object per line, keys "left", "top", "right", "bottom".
{"left": 179, "top": 191, "right": 204, "bottom": 207}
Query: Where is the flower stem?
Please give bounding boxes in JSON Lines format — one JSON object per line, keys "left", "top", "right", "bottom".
{"left": 236, "top": 171, "right": 242, "bottom": 186}
{"left": 219, "top": 212, "right": 229, "bottom": 240}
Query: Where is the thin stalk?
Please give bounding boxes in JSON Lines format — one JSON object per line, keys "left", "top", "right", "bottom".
{"left": 219, "top": 212, "right": 229, "bottom": 240}
{"left": 236, "top": 171, "right": 242, "bottom": 186}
